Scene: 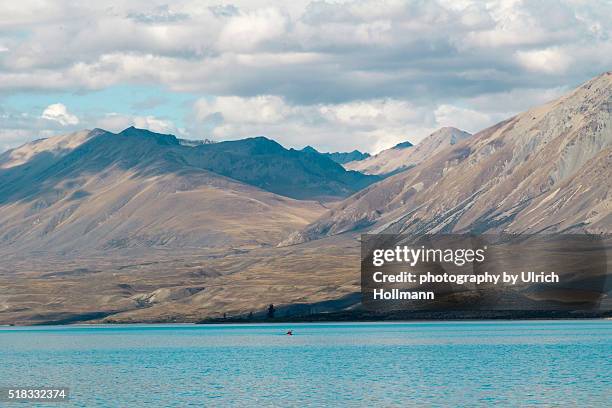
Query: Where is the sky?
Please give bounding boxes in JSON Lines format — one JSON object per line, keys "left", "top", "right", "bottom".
{"left": 0, "top": 0, "right": 611, "bottom": 154}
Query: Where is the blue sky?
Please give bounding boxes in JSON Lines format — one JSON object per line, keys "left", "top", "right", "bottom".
{"left": 4, "top": 84, "right": 196, "bottom": 131}
{"left": 1, "top": 0, "right": 611, "bottom": 153}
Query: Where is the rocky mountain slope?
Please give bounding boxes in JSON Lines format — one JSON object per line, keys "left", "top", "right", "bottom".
{"left": 1, "top": 73, "right": 611, "bottom": 325}
{"left": 0, "top": 129, "right": 96, "bottom": 170}
{"left": 289, "top": 72, "right": 612, "bottom": 243}
{"left": 301, "top": 146, "right": 371, "bottom": 164}
{"left": 183, "top": 136, "right": 379, "bottom": 200}
{"left": 0, "top": 128, "right": 336, "bottom": 257}
{"left": 345, "top": 127, "right": 471, "bottom": 176}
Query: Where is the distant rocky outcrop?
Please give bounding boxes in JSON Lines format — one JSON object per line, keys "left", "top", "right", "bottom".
{"left": 345, "top": 127, "right": 471, "bottom": 176}
{"left": 178, "top": 138, "right": 215, "bottom": 147}
{"left": 301, "top": 146, "right": 371, "bottom": 164}
{"left": 185, "top": 137, "right": 380, "bottom": 200}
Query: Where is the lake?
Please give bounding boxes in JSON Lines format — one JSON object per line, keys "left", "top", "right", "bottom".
{"left": 0, "top": 321, "right": 610, "bottom": 406}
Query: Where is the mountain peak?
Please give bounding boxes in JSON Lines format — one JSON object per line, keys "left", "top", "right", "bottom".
{"left": 295, "top": 73, "right": 611, "bottom": 242}
{"left": 299, "top": 146, "right": 370, "bottom": 164}
{"left": 435, "top": 126, "right": 466, "bottom": 134}
{"left": 0, "top": 129, "right": 98, "bottom": 169}
{"left": 231, "top": 136, "right": 285, "bottom": 154}
{"left": 569, "top": 71, "right": 612, "bottom": 100}
{"left": 301, "top": 145, "right": 319, "bottom": 154}
{"left": 242, "top": 135, "right": 282, "bottom": 146}
{"left": 590, "top": 70, "right": 612, "bottom": 83}
{"left": 393, "top": 141, "right": 414, "bottom": 149}
{"left": 90, "top": 128, "right": 108, "bottom": 136}
{"left": 423, "top": 127, "right": 471, "bottom": 146}
{"left": 345, "top": 128, "right": 471, "bottom": 176}
{"left": 117, "top": 126, "right": 179, "bottom": 146}
{"left": 118, "top": 126, "right": 148, "bottom": 135}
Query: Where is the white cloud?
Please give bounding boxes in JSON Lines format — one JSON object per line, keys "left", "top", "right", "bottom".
{"left": 0, "top": 129, "right": 36, "bottom": 152}
{"left": 515, "top": 48, "right": 572, "bottom": 74}
{"left": 0, "top": 0, "right": 609, "bottom": 100}
{"left": 193, "top": 95, "right": 437, "bottom": 152}
{"left": 191, "top": 84, "right": 574, "bottom": 153}
{"left": 2, "top": 0, "right": 612, "bottom": 152}
{"left": 0, "top": 107, "right": 72, "bottom": 152}
{"left": 217, "top": 8, "right": 288, "bottom": 52}
{"left": 434, "top": 104, "right": 493, "bottom": 134}
{"left": 195, "top": 95, "right": 290, "bottom": 124}
{"left": 41, "top": 103, "right": 79, "bottom": 126}
{"left": 133, "top": 116, "right": 178, "bottom": 134}
{"left": 0, "top": 107, "right": 185, "bottom": 153}
{"left": 96, "top": 113, "right": 181, "bottom": 135}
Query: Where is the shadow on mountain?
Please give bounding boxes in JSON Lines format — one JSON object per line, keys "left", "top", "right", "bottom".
{"left": 0, "top": 127, "right": 380, "bottom": 205}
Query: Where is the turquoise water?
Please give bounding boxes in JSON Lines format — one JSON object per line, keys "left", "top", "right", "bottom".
{"left": 0, "top": 321, "right": 610, "bottom": 407}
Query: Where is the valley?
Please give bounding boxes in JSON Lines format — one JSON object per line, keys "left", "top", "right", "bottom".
{"left": 0, "top": 72, "right": 610, "bottom": 325}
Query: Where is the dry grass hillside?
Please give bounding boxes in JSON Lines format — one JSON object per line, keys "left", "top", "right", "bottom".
{"left": 345, "top": 127, "right": 471, "bottom": 176}
{"left": 1, "top": 73, "right": 610, "bottom": 324}
{"left": 291, "top": 72, "right": 612, "bottom": 243}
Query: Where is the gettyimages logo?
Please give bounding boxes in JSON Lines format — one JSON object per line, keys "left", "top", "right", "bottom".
{"left": 361, "top": 234, "right": 611, "bottom": 312}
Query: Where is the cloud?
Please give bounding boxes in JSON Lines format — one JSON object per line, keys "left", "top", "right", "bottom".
{"left": 130, "top": 95, "right": 167, "bottom": 110}
{"left": 193, "top": 95, "right": 437, "bottom": 152}
{"left": 515, "top": 48, "right": 572, "bottom": 74}
{"left": 1, "top": 0, "right": 611, "bottom": 152}
{"left": 217, "top": 8, "right": 288, "bottom": 52}
{"left": 1, "top": 0, "right": 609, "bottom": 101}
{"left": 1, "top": 105, "right": 79, "bottom": 151}
{"left": 0, "top": 129, "right": 38, "bottom": 152}
{"left": 127, "top": 5, "right": 189, "bottom": 24}
{"left": 434, "top": 104, "right": 493, "bottom": 134}
{"left": 195, "top": 95, "right": 290, "bottom": 124}
{"left": 41, "top": 103, "right": 80, "bottom": 126}
{"left": 191, "top": 81, "right": 574, "bottom": 153}
{"left": 1, "top": 105, "right": 183, "bottom": 152}
{"left": 96, "top": 113, "right": 182, "bottom": 135}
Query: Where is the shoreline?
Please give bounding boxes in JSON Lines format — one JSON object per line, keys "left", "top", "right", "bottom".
{"left": 2, "top": 319, "right": 612, "bottom": 329}
{"left": 1, "top": 318, "right": 611, "bottom": 328}
{"left": 195, "top": 310, "right": 612, "bottom": 325}
{"left": 2, "top": 309, "right": 611, "bottom": 327}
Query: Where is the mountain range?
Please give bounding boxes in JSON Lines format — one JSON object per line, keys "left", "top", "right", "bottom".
{"left": 0, "top": 72, "right": 610, "bottom": 324}
{"left": 344, "top": 127, "right": 471, "bottom": 176}
{"left": 301, "top": 146, "right": 371, "bottom": 164}
{"left": 0, "top": 128, "right": 383, "bottom": 257}
{"left": 289, "top": 72, "right": 611, "bottom": 243}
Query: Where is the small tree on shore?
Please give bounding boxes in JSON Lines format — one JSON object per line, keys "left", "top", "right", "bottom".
{"left": 267, "top": 304, "right": 275, "bottom": 319}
